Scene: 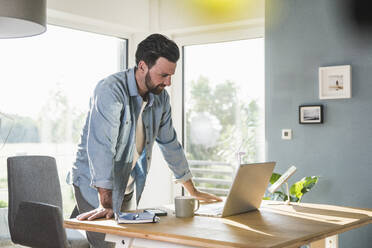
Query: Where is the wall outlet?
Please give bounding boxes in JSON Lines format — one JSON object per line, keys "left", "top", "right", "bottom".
{"left": 282, "top": 129, "right": 292, "bottom": 140}
{"left": 325, "top": 235, "right": 338, "bottom": 248}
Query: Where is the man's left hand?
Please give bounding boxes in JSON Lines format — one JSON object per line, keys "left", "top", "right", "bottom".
{"left": 182, "top": 179, "right": 223, "bottom": 202}
{"left": 190, "top": 189, "right": 223, "bottom": 203}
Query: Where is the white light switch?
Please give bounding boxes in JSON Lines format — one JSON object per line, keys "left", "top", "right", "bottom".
{"left": 282, "top": 129, "right": 292, "bottom": 140}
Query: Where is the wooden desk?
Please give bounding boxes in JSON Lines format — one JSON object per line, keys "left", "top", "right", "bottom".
{"left": 64, "top": 201, "right": 372, "bottom": 248}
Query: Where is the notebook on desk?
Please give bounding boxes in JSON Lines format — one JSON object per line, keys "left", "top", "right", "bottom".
{"left": 195, "top": 162, "right": 276, "bottom": 218}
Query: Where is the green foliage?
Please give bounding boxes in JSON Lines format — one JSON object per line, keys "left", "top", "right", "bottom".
{"left": 185, "top": 76, "right": 260, "bottom": 164}
{"left": 39, "top": 85, "right": 73, "bottom": 143}
{"left": 269, "top": 173, "right": 282, "bottom": 184}
{"left": 0, "top": 86, "right": 86, "bottom": 145}
{"left": 0, "top": 115, "right": 40, "bottom": 143}
{"left": 0, "top": 200, "right": 8, "bottom": 208}
{"left": 266, "top": 173, "right": 319, "bottom": 203}
{"left": 0, "top": 178, "right": 7, "bottom": 188}
{"left": 290, "top": 176, "right": 319, "bottom": 200}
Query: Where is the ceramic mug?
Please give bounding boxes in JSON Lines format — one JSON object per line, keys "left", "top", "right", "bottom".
{"left": 174, "top": 196, "right": 200, "bottom": 218}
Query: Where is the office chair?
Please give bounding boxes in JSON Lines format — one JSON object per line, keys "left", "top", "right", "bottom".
{"left": 13, "top": 201, "right": 69, "bottom": 248}
{"left": 7, "top": 155, "right": 89, "bottom": 248}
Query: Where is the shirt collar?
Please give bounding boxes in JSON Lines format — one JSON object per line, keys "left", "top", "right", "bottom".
{"left": 146, "top": 93, "right": 154, "bottom": 107}
{"left": 128, "top": 67, "right": 154, "bottom": 107}
{"left": 128, "top": 67, "right": 139, "bottom": 97}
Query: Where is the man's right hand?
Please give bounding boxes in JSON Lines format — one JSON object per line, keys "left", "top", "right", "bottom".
{"left": 76, "top": 207, "right": 114, "bottom": 220}
{"left": 76, "top": 187, "right": 114, "bottom": 221}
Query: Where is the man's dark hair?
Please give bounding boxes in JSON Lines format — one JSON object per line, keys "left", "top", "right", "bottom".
{"left": 135, "top": 33, "right": 180, "bottom": 68}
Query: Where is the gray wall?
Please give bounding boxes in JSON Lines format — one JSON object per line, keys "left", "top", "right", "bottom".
{"left": 265, "top": 0, "right": 372, "bottom": 247}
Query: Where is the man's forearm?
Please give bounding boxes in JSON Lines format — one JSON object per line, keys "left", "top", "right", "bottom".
{"left": 76, "top": 187, "right": 114, "bottom": 220}
{"left": 97, "top": 187, "right": 113, "bottom": 209}
{"left": 182, "top": 179, "right": 197, "bottom": 195}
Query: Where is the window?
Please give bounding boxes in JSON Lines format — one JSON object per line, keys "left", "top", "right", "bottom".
{"left": 0, "top": 25, "right": 127, "bottom": 216}
{"left": 183, "top": 38, "right": 264, "bottom": 195}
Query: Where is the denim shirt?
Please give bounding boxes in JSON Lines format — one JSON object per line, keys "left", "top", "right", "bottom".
{"left": 67, "top": 67, "right": 192, "bottom": 213}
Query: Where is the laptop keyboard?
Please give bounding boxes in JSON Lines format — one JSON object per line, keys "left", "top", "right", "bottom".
{"left": 197, "top": 202, "right": 225, "bottom": 215}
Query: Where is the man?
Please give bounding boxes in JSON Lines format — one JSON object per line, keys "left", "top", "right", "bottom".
{"left": 67, "top": 33, "right": 221, "bottom": 247}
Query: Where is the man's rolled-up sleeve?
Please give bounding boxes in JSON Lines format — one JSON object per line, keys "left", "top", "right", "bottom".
{"left": 86, "top": 83, "right": 123, "bottom": 190}
{"left": 156, "top": 92, "right": 192, "bottom": 183}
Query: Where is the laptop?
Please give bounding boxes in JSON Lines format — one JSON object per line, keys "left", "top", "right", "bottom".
{"left": 195, "top": 162, "right": 276, "bottom": 218}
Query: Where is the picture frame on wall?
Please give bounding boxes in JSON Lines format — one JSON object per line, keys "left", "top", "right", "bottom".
{"left": 299, "top": 105, "right": 323, "bottom": 124}
{"left": 319, "top": 65, "right": 351, "bottom": 99}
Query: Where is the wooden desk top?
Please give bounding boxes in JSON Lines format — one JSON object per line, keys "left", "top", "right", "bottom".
{"left": 64, "top": 201, "right": 372, "bottom": 248}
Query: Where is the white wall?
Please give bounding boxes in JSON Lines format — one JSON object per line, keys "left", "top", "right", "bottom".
{"left": 47, "top": 0, "right": 150, "bottom": 67}
{"left": 47, "top": 0, "right": 149, "bottom": 33}
{"left": 46, "top": 0, "right": 264, "bottom": 208}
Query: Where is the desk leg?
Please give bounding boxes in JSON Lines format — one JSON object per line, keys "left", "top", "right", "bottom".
{"left": 309, "top": 235, "right": 338, "bottom": 248}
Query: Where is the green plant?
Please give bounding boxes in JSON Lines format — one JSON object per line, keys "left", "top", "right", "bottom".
{"left": 0, "top": 200, "right": 8, "bottom": 208}
{"left": 264, "top": 173, "right": 319, "bottom": 203}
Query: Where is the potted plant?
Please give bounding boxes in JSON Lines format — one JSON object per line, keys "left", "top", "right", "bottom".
{"left": 264, "top": 173, "right": 319, "bottom": 202}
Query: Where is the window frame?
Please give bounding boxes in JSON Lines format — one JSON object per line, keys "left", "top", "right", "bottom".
{"left": 170, "top": 23, "right": 265, "bottom": 196}
{"left": 0, "top": 23, "right": 129, "bottom": 215}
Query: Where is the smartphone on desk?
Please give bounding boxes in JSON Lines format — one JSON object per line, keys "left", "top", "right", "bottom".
{"left": 144, "top": 208, "right": 168, "bottom": 216}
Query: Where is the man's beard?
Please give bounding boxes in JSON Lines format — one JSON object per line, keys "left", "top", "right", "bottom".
{"left": 145, "top": 72, "right": 165, "bottom": 95}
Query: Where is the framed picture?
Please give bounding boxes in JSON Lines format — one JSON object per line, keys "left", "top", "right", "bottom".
{"left": 319, "top": 65, "right": 351, "bottom": 99}
{"left": 299, "top": 105, "right": 323, "bottom": 124}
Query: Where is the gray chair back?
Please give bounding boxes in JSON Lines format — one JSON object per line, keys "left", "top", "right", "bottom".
{"left": 7, "top": 155, "right": 66, "bottom": 247}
